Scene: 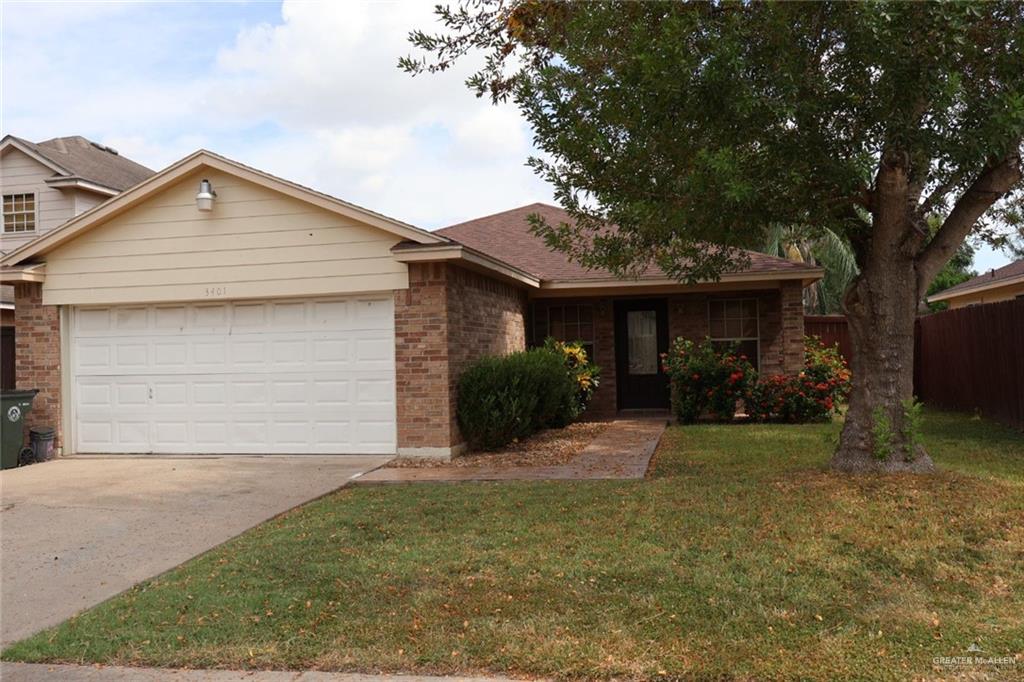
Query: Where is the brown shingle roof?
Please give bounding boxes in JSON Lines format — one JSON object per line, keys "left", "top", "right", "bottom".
{"left": 436, "top": 203, "right": 813, "bottom": 282}
{"left": 9, "top": 135, "right": 155, "bottom": 191}
{"left": 934, "top": 258, "right": 1024, "bottom": 297}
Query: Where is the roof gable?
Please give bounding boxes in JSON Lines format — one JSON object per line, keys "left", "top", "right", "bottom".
{"left": 2, "top": 149, "right": 446, "bottom": 267}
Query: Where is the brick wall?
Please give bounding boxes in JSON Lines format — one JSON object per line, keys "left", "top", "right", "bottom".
{"left": 394, "top": 263, "right": 527, "bottom": 455}
{"left": 394, "top": 263, "right": 451, "bottom": 453}
{"left": 13, "top": 282, "right": 62, "bottom": 450}
{"left": 532, "top": 286, "right": 805, "bottom": 416}
{"left": 445, "top": 266, "right": 528, "bottom": 444}
{"left": 757, "top": 282, "right": 805, "bottom": 375}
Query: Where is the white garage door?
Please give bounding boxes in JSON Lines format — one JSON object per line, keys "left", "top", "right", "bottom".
{"left": 70, "top": 296, "right": 396, "bottom": 454}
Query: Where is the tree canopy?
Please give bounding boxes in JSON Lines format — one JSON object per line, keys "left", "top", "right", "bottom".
{"left": 403, "top": 1, "right": 1024, "bottom": 289}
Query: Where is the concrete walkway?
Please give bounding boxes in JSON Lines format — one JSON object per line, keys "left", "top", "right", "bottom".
{"left": 352, "top": 419, "right": 665, "bottom": 484}
{"left": 0, "top": 455, "right": 391, "bottom": 647}
{"left": 0, "top": 662, "right": 524, "bottom": 681}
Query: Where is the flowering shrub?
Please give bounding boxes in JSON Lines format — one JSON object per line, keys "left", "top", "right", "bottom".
{"left": 662, "top": 338, "right": 755, "bottom": 423}
{"left": 745, "top": 336, "right": 851, "bottom": 422}
{"left": 543, "top": 338, "right": 601, "bottom": 415}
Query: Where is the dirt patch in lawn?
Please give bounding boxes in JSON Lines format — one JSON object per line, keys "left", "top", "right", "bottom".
{"left": 388, "top": 420, "right": 612, "bottom": 469}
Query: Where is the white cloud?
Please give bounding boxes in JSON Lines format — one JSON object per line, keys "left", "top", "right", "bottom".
{"left": 2, "top": 0, "right": 554, "bottom": 228}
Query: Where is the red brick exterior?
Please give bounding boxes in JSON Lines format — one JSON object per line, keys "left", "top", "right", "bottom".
{"left": 395, "top": 263, "right": 527, "bottom": 453}
{"left": 531, "top": 286, "right": 806, "bottom": 418}
{"left": 13, "top": 282, "right": 62, "bottom": 451}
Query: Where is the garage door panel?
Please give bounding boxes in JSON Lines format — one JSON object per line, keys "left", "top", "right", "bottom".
{"left": 72, "top": 296, "right": 396, "bottom": 454}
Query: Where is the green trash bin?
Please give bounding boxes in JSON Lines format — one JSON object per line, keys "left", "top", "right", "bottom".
{"left": 1, "top": 389, "right": 38, "bottom": 470}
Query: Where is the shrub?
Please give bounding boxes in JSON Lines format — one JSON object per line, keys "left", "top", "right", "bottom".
{"left": 457, "top": 347, "right": 578, "bottom": 450}
{"left": 543, "top": 338, "right": 601, "bottom": 415}
{"left": 661, "top": 338, "right": 756, "bottom": 423}
{"left": 745, "top": 336, "right": 851, "bottom": 422}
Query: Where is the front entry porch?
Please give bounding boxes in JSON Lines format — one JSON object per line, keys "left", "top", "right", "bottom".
{"left": 528, "top": 283, "right": 806, "bottom": 418}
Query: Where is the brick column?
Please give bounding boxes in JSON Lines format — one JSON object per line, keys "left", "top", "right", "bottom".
{"left": 779, "top": 280, "right": 805, "bottom": 374}
{"left": 14, "top": 282, "right": 62, "bottom": 451}
{"left": 394, "top": 263, "right": 456, "bottom": 457}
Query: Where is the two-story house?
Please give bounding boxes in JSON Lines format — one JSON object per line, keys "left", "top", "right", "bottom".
{"left": 1, "top": 135, "right": 155, "bottom": 387}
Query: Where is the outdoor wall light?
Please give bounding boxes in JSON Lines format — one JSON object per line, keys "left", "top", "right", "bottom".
{"left": 196, "top": 178, "right": 216, "bottom": 211}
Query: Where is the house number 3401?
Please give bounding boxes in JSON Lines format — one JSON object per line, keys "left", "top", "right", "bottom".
{"left": 205, "top": 286, "right": 227, "bottom": 297}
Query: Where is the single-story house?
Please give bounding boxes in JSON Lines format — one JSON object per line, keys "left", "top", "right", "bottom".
{"left": 927, "top": 259, "right": 1024, "bottom": 309}
{"left": 1, "top": 150, "right": 821, "bottom": 458}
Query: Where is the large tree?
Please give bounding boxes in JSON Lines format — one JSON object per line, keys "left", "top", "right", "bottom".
{"left": 402, "top": 1, "right": 1024, "bottom": 473}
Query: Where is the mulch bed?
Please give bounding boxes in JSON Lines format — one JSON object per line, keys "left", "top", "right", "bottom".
{"left": 387, "top": 420, "right": 612, "bottom": 469}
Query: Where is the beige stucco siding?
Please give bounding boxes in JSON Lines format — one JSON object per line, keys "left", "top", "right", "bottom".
{"left": 0, "top": 149, "right": 76, "bottom": 252}
{"left": 40, "top": 168, "right": 409, "bottom": 305}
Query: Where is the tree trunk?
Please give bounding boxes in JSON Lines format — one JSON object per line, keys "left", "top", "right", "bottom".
{"left": 831, "top": 249, "right": 935, "bottom": 474}
{"left": 831, "top": 156, "right": 935, "bottom": 474}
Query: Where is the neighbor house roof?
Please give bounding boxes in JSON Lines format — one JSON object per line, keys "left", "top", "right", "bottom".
{"left": 1, "top": 135, "right": 155, "bottom": 193}
{"left": 435, "top": 203, "right": 821, "bottom": 285}
{"left": 928, "top": 258, "right": 1024, "bottom": 303}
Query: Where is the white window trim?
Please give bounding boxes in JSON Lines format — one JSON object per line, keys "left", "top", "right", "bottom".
{"left": 707, "top": 298, "right": 760, "bottom": 369}
{"left": 2, "top": 191, "right": 38, "bottom": 234}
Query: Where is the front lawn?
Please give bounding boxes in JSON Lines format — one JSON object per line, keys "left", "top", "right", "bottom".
{"left": 5, "top": 410, "right": 1023, "bottom": 680}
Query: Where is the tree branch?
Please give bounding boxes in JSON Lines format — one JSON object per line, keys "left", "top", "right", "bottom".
{"left": 918, "top": 174, "right": 962, "bottom": 216}
{"left": 916, "top": 151, "right": 1023, "bottom": 292}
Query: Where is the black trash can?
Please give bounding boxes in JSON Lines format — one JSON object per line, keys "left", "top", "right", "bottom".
{"left": 30, "top": 426, "right": 56, "bottom": 463}
{"left": 1, "top": 389, "right": 38, "bottom": 470}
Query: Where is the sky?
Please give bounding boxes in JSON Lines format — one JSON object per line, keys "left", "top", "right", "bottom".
{"left": 0, "top": 0, "right": 1013, "bottom": 272}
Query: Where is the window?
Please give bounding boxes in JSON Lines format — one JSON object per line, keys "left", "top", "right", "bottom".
{"left": 708, "top": 299, "right": 759, "bottom": 369}
{"left": 533, "top": 303, "right": 596, "bottom": 359}
{"left": 3, "top": 193, "right": 36, "bottom": 233}
{"left": 626, "top": 309, "right": 658, "bottom": 375}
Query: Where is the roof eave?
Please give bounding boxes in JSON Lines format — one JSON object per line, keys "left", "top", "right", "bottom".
{"left": 44, "top": 176, "right": 120, "bottom": 196}
{"left": 0, "top": 264, "right": 46, "bottom": 284}
{"left": 539, "top": 267, "right": 825, "bottom": 290}
{"left": 927, "top": 272, "right": 1024, "bottom": 303}
{"left": 391, "top": 243, "right": 541, "bottom": 288}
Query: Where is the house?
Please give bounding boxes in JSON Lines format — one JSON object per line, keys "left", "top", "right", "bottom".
{"left": 0, "top": 149, "right": 820, "bottom": 459}
{"left": 1, "top": 135, "right": 156, "bottom": 389}
{"left": 927, "top": 259, "right": 1024, "bottom": 309}
{"left": 1, "top": 135, "right": 156, "bottom": 254}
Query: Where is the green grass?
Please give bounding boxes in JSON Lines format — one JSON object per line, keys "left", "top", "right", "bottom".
{"left": 4, "top": 410, "right": 1023, "bottom": 680}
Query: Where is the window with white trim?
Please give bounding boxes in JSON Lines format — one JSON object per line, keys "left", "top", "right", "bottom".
{"left": 3, "top": 193, "right": 36, "bottom": 233}
{"left": 708, "top": 299, "right": 759, "bottom": 369}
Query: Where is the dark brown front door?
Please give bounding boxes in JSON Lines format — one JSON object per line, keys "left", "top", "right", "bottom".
{"left": 614, "top": 299, "right": 670, "bottom": 410}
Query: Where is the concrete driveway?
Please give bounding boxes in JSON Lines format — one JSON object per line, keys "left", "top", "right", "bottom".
{"left": 0, "top": 455, "right": 390, "bottom": 647}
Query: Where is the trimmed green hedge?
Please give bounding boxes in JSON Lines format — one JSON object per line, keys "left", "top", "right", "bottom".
{"left": 457, "top": 348, "right": 578, "bottom": 450}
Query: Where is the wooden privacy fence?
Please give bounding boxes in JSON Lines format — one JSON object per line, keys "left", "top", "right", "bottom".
{"left": 805, "top": 315, "right": 852, "bottom": 361}
{"left": 805, "top": 301, "right": 1023, "bottom": 430}
{"left": 914, "top": 299, "right": 1024, "bottom": 431}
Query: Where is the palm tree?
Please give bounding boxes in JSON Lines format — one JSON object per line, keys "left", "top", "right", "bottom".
{"left": 763, "top": 225, "right": 859, "bottom": 315}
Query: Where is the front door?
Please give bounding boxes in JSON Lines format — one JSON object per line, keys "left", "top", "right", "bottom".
{"left": 614, "top": 299, "right": 670, "bottom": 410}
